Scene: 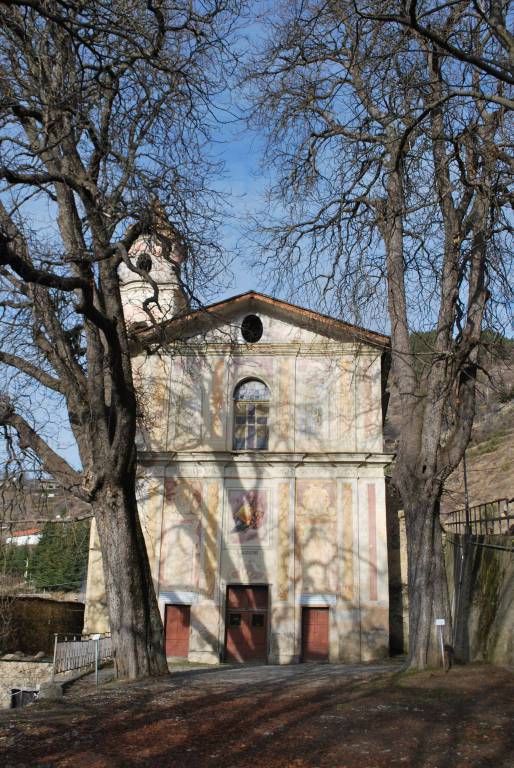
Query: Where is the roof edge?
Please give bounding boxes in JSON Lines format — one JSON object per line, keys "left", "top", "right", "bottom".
{"left": 135, "top": 290, "right": 390, "bottom": 348}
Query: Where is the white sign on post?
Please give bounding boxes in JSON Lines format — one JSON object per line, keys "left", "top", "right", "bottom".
{"left": 435, "top": 619, "right": 446, "bottom": 666}
{"left": 91, "top": 634, "right": 101, "bottom": 685}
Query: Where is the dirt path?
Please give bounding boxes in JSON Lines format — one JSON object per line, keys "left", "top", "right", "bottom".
{"left": 0, "top": 662, "right": 512, "bottom": 767}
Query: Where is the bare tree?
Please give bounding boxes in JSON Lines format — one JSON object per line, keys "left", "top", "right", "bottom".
{"left": 0, "top": 0, "right": 240, "bottom": 678}
{"left": 246, "top": 1, "right": 513, "bottom": 668}
{"left": 357, "top": 0, "right": 514, "bottom": 105}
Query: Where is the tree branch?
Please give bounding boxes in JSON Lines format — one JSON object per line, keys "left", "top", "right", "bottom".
{"left": 356, "top": 0, "right": 514, "bottom": 87}
{"left": 0, "top": 395, "right": 83, "bottom": 494}
{"left": 0, "top": 351, "right": 64, "bottom": 393}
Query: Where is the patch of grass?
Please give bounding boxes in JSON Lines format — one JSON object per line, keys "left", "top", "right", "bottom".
{"left": 468, "top": 433, "right": 504, "bottom": 456}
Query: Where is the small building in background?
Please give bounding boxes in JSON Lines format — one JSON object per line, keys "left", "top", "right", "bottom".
{"left": 5, "top": 528, "right": 42, "bottom": 547}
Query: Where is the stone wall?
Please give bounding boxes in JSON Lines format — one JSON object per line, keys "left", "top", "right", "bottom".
{"left": 0, "top": 597, "right": 84, "bottom": 656}
{"left": 0, "top": 660, "right": 53, "bottom": 709}
{"left": 386, "top": 511, "right": 513, "bottom": 666}
{"left": 446, "top": 534, "right": 514, "bottom": 666}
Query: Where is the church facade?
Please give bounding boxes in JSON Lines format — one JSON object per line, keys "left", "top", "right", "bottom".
{"left": 84, "top": 236, "right": 393, "bottom": 663}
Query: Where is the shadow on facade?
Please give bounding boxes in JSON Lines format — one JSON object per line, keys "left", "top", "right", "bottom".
{"left": 84, "top": 314, "right": 392, "bottom": 666}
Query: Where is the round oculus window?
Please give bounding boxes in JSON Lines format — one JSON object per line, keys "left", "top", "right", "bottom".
{"left": 241, "top": 314, "right": 263, "bottom": 343}
{"left": 136, "top": 253, "right": 153, "bottom": 272}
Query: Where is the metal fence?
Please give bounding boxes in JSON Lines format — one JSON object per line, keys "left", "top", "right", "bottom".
{"left": 443, "top": 497, "right": 513, "bottom": 536}
{"left": 52, "top": 632, "right": 112, "bottom": 676}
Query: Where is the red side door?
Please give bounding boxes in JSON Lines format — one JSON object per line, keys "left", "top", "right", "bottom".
{"left": 165, "top": 604, "right": 191, "bottom": 658}
{"left": 301, "top": 607, "right": 329, "bottom": 662}
{"left": 225, "top": 586, "right": 268, "bottom": 662}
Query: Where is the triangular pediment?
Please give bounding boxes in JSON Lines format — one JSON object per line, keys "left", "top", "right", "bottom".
{"left": 133, "top": 291, "right": 389, "bottom": 350}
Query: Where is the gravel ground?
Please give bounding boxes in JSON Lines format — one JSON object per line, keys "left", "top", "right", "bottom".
{"left": 0, "top": 661, "right": 512, "bottom": 768}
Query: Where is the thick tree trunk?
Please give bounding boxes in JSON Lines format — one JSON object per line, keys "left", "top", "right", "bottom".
{"left": 94, "top": 477, "right": 168, "bottom": 679}
{"left": 403, "top": 493, "right": 452, "bottom": 669}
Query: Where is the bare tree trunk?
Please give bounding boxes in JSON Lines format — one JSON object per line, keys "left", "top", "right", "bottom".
{"left": 243, "top": 0, "right": 510, "bottom": 671}
{"left": 94, "top": 470, "right": 168, "bottom": 679}
{"left": 403, "top": 490, "right": 452, "bottom": 669}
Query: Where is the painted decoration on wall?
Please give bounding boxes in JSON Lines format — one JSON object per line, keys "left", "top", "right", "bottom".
{"left": 203, "top": 482, "right": 220, "bottom": 600}
{"left": 228, "top": 489, "right": 269, "bottom": 543}
{"left": 210, "top": 358, "right": 225, "bottom": 441}
{"left": 296, "top": 480, "right": 336, "bottom": 524}
{"left": 232, "top": 355, "right": 274, "bottom": 380}
{"left": 165, "top": 479, "right": 202, "bottom": 521}
{"left": 159, "top": 479, "right": 202, "bottom": 591}
{"left": 355, "top": 355, "right": 382, "bottom": 451}
{"left": 227, "top": 550, "right": 267, "bottom": 582}
{"left": 339, "top": 357, "right": 355, "bottom": 449}
{"left": 277, "top": 482, "right": 291, "bottom": 600}
{"left": 295, "top": 358, "right": 341, "bottom": 450}
{"left": 134, "top": 355, "right": 170, "bottom": 451}
{"left": 167, "top": 359, "right": 203, "bottom": 449}
{"left": 295, "top": 360, "right": 329, "bottom": 446}
{"left": 300, "top": 525, "right": 338, "bottom": 594}
{"left": 276, "top": 359, "right": 293, "bottom": 450}
{"left": 159, "top": 522, "right": 201, "bottom": 590}
{"left": 367, "top": 483, "right": 378, "bottom": 601}
{"left": 296, "top": 480, "right": 338, "bottom": 594}
{"left": 298, "top": 403, "right": 323, "bottom": 437}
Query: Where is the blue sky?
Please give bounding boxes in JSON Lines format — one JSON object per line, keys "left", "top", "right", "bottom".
{"left": 2, "top": 8, "right": 512, "bottom": 475}
{"left": 209, "top": 115, "right": 269, "bottom": 300}
{"left": 3, "top": 114, "right": 273, "bottom": 471}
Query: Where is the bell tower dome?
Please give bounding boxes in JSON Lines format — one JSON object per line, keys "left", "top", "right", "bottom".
{"left": 118, "top": 215, "right": 189, "bottom": 327}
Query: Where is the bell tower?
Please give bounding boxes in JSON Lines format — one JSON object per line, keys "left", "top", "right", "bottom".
{"left": 118, "top": 216, "right": 189, "bottom": 327}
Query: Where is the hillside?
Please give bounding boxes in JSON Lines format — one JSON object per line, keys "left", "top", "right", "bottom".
{"left": 0, "top": 478, "right": 90, "bottom": 526}
{"left": 441, "top": 397, "right": 514, "bottom": 514}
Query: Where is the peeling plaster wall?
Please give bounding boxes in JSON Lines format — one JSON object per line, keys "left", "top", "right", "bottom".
{"left": 132, "top": 311, "right": 384, "bottom": 456}
{"left": 85, "top": 475, "right": 390, "bottom": 663}
{"left": 124, "top": 465, "right": 389, "bottom": 665}
{"left": 84, "top": 306, "right": 391, "bottom": 663}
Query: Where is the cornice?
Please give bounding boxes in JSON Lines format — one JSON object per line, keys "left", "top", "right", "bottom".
{"left": 133, "top": 342, "right": 383, "bottom": 359}
{"left": 137, "top": 450, "right": 395, "bottom": 467}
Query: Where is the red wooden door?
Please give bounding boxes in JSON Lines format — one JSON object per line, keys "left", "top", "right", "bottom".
{"left": 225, "top": 586, "right": 268, "bottom": 662}
{"left": 301, "top": 607, "right": 329, "bottom": 661}
{"left": 165, "top": 604, "right": 190, "bottom": 658}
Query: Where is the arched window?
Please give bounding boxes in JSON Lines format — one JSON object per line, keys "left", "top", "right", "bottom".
{"left": 233, "top": 379, "right": 270, "bottom": 450}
